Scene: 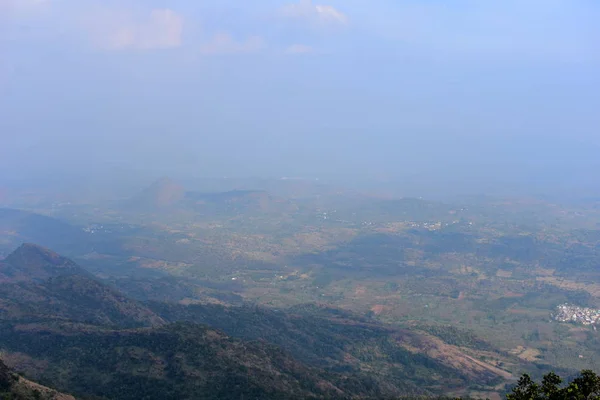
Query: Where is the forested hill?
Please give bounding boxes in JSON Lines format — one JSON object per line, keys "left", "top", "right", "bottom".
{"left": 0, "top": 358, "right": 75, "bottom": 400}
{"left": 0, "top": 243, "right": 524, "bottom": 399}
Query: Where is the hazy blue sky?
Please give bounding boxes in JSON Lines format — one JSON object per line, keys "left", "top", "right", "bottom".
{"left": 1, "top": 0, "right": 599, "bottom": 190}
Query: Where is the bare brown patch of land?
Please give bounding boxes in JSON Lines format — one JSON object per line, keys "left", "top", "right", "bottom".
{"left": 397, "top": 333, "right": 513, "bottom": 381}
{"left": 370, "top": 304, "right": 386, "bottom": 315}
{"left": 496, "top": 269, "right": 513, "bottom": 278}
{"left": 510, "top": 346, "right": 541, "bottom": 361}
{"left": 537, "top": 276, "right": 600, "bottom": 296}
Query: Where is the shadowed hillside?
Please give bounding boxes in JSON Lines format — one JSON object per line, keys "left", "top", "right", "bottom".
{"left": 0, "top": 244, "right": 524, "bottom": 399}
{"left": 0, "top": 244, "right": 163, "bottom": 327}
{"left": 0, "top": 209, "right": 91, "bottom": 256}
{"left": 0, "top": 358, "right": 75, "bottom": 400}
{"left": 1, "top": 322, "right": 379, "bottom": 400}
{"left": 151, "top": 301, "right": 519, "bottom": 393}
{"left": 0, "top": 243, "right": 92, "bottom": 283}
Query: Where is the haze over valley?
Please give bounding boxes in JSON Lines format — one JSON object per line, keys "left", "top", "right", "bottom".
{"left": 1, "top": 0, "right": 600, "bottom": 399}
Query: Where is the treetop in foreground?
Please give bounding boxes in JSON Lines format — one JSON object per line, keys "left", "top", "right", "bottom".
{"left": 507, "top": 370, "right": 600, "bottom": 400}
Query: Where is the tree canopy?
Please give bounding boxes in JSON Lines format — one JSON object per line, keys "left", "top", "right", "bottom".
{"left": 508, "top": 370, "right": 600, "bottom": 400}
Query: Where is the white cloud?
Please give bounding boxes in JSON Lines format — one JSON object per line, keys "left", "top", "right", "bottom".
{"left": 314, "top": 4, "right": 347, "bottom": 24}
{"left": 91, "top": 8, "right": 184, "bottom": 50}
{"left": 281, "top": 0, "right": 348, "bottom": 26}
{"left": 285, "top": 44, "right": 314, "bottom": 54}
{"left": 199, "top": 33, "right": 264, "bottom": 55}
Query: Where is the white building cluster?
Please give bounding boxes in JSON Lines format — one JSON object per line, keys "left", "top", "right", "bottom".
{"left": 553, "top": 303, "right": 600, "bottom": 326}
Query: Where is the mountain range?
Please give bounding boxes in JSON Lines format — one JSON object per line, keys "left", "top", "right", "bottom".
{"left": 123, "top": 177, "right": 300, "bottom": 216}
{"left": 0, "top": 243, "right": 524, "bottom": 399}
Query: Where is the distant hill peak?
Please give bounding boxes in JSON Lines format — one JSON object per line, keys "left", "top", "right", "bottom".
{"left": 130, "top": 177, "right": 185, "bottom": 208}
{"left": 10, "top": 243, "right": 63, "bottom": 261}
{"left": 1, "top": 243, "right": 89, "bottom": 283}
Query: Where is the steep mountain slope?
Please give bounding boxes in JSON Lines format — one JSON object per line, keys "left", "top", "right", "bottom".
{"left": 0, "top": 244, "right": 163, "bottom": 327}
{"left": 0, "top": 358, "right": 75, "bottom": 400}
{"left": 0, "top": 275, "right": 164, "bottom": 328}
